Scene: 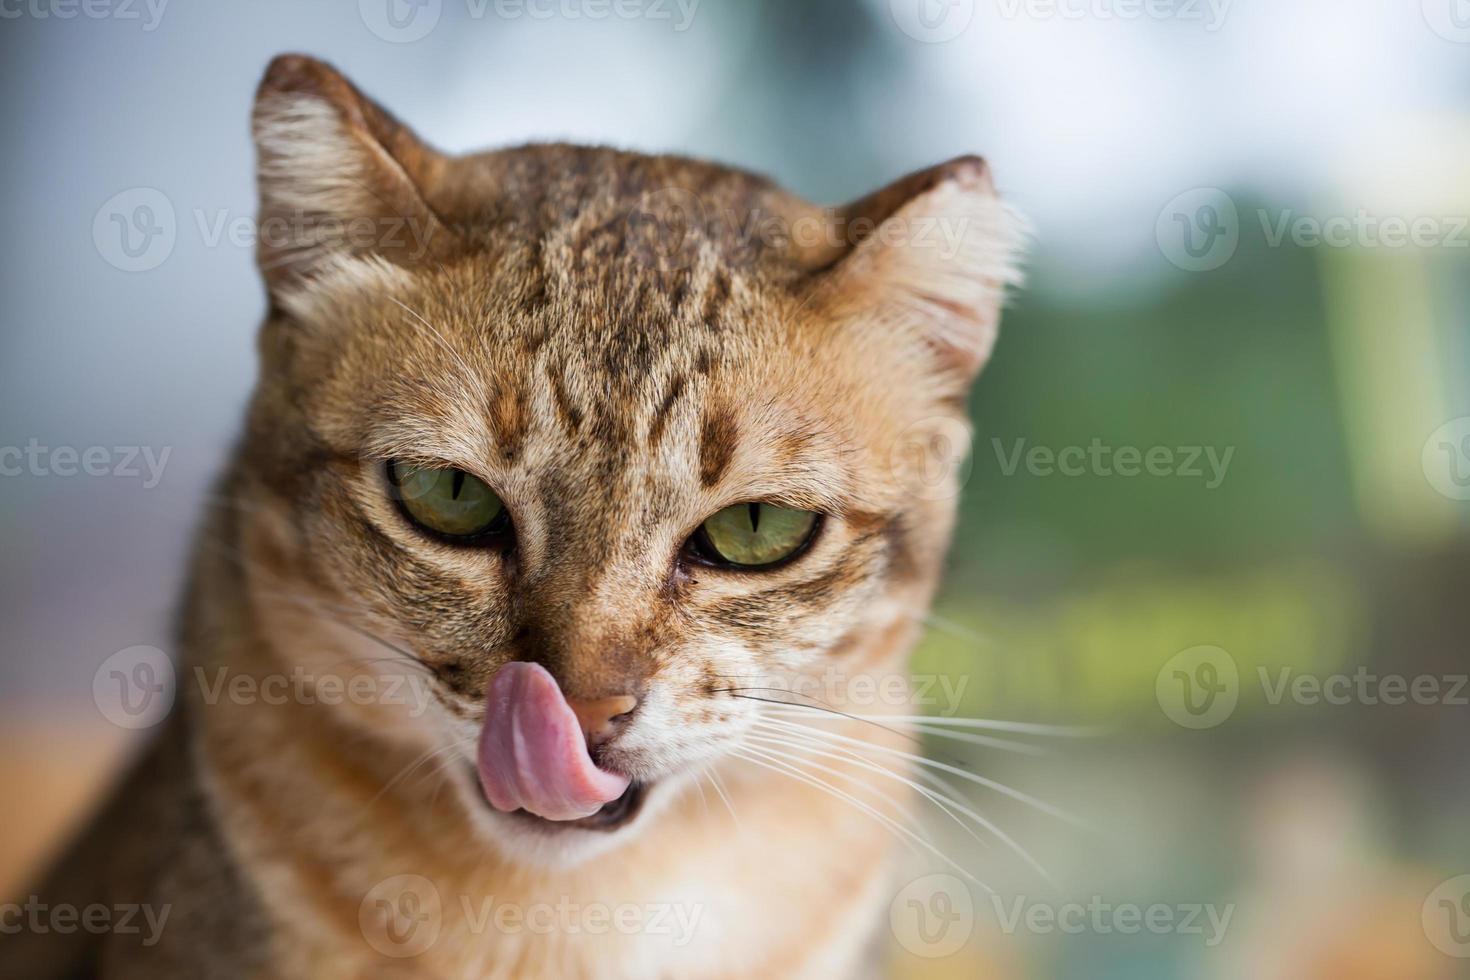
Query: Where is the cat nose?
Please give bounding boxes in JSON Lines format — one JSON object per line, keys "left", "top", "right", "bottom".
{"left": 567, "top": 694, "right": 639, "bottom": 746}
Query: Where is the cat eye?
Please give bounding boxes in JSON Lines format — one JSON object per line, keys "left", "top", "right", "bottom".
{"left": 688, "top": 503, "right": 820, "bottom": 569}
{"left": 387, "top": 462, "right": 509, "bottom": 541}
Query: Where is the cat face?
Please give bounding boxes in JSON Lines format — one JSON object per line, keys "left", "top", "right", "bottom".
{"left": 231, "top": 55, "right": 1020, "bottom": 860}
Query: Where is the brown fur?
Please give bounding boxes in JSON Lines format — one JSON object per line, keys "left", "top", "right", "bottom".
{"left": 7, "top": 54, "right": 1021, "bottom": 979}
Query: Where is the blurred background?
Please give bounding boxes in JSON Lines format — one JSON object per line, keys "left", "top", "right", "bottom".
{"left": 2, "top": 0, "right": 1469, "bottom": 976}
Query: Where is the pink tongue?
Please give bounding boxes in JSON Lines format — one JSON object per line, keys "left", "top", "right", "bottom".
{"left": 477, "top": 662, "right": 631, "bottom": 821}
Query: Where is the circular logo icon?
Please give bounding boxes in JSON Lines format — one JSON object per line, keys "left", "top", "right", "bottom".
{"left": 1156, "top": 188, "right": 1239, "bottom": 272}
{"left": 93, "top": 645, "right": 176, "bottom": 730}
{"left": 1423, "top": 875, "right": 1470, "bottom": 958}
{"left": 359, "top": 0, "right": 442, "bottom": 43}
{"left": 359, "top": 874, "right": 443, "bottom": 958}
{"left": 626, "top": 186, "right": 709, "bottom": 274}
{"left": 889, "top": 416, "right": 974, "bottom": 502}
{"left": 1422, "top": 417, "right": 1470, "bottom": 501}
{"left": 1423, "top": 0, "right": 1470, "bottom": 43}
{"left": 1156, "top": 645, "right": 1239, "bottom": 729}
{"left": 890, "top": 0, "right": 976, "bottom": 43}
{"left": 92, "top": 188, "right": 176, "bottom": 273}
{"left": 890, "top": 873, "right": 974, "bottom": 958}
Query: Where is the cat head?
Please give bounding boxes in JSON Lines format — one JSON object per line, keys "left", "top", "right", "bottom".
{"left": 231, "top": 54, "right": 1022, "bottom": 861}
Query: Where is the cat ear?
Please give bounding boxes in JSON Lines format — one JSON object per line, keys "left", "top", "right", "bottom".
{"left": 803, "top": 157, "right": 1025, "bottom": 386}
{"left": 251, "top": 54, "right": 460, "bottom": 291}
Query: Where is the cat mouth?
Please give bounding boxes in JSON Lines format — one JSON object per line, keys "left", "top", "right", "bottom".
{"left": 503, "top": 780, "right": 651, "bottom": 832}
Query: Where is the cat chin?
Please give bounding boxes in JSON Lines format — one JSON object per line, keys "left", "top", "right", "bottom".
{"left": 450, "top": 766, "right": 685, "bottom": 870}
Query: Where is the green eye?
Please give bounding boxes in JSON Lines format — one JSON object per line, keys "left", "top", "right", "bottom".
{"left": 388, "top": 462, "right": 507, "bottom": 540}
{"left": 693, "top": 503, "right": 820, "bottom": 568}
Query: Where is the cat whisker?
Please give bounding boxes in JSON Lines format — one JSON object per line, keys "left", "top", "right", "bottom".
{"left": 744, "top": 733, "right": 1014, "bottom": 882}
{"left": 743, "top": 737, "right": 928, "bottom": 835}
{"left": 691, "top": 768, "right": 712, "bottom": 818}
{"left": 705, "top": 766, "right": 742, "bottom": 832}
{"left": 360, "top": 734, "right": 478, "bottom": 820}
{"left": 713, "top": 687, "right": 920, "bottom": 744}
{"left": 824, "top": 714, "right": 1106, "bottom": 738}
{"left": 388, "top": 296, "right": 483, "bottom": 396}
{"left": 194, "top": 537, "right": 437, "bottom": 682}
{"left": 757, "top": 716, "right": 1089, "bottom": 832}
{"left": 747, "top": 727, "right": 1059, "bottom": 885}
{"left": 762, "top": 708, "right": 1049, "bottom": 757}
{"left": 729, "top": 745, "right": 989, "bottom": 892}
{"left": 904, "top": 606, "right": 991, "bottom": 645}
{"left": 725, "top": 692, "right": 1007, "bottom": 786}
{"left": 255, "top": 591, "right": 433, "bottom": 676}
{"left": 745, "top": 731, "right": 971, "bottom": 841}
{"left": 765, "top": 705, "right": 1104, "bottom": 739}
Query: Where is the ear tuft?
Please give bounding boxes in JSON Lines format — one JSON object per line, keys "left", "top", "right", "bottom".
{"left": 252, "top": 54, "right": 459, "bottom": 291}
{"left": 807, "top": 156, "right": 1027, "bottom": 386}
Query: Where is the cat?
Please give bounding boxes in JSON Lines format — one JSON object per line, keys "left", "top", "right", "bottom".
{"left": 6, "top": 54, "right": 1021, "bottom": 979}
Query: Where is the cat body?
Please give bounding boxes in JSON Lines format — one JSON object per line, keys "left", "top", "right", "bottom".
{"left": 7, "top": 55, "right": 1019, "bottom": 979}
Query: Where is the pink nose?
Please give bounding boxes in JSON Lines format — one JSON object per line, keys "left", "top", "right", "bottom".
{"left": 567, "top": 694, "right": 639, "bottom": 746}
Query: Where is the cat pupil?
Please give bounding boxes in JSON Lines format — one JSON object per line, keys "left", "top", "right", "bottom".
{"left": 451, "top": 469, "right": 465, "bottom": 500}
{"left": 748, "top": 502, "right": 761, "bottom": 533}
